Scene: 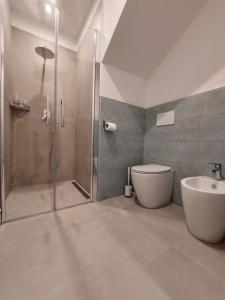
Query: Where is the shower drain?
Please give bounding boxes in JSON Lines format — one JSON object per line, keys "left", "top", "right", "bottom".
{"left": 72, "top": 182, "right": 90, "bottom": 199}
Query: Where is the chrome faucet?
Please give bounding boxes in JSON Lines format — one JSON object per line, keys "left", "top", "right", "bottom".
{"left": 209, "top": 163, "right": 222, "bottom": 181}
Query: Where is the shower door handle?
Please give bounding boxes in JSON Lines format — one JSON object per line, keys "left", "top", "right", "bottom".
{"left": 61, "top": 99, "right": 64, "bottom": 127}
{"left": 46, "top": 96, "right": 50, "bottom": 125}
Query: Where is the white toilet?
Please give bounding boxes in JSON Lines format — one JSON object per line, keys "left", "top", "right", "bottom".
{"left": 131, "top": 164, "right": 174, "bottom": 208}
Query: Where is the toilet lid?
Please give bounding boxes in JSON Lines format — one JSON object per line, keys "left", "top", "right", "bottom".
{"left": 131, "top": 164, "right": 172, "bottom": 174}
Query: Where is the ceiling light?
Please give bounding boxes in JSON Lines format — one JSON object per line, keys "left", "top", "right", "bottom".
{"left": 45, "top": 3, "right": 52, "bottom": 14}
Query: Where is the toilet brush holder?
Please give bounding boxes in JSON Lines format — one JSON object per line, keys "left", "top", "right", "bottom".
{"left": 124, "top": 167, "right": 133, "bottom": 197}
{"left": 124, "top": 185, "right": 132, "bottom": 197}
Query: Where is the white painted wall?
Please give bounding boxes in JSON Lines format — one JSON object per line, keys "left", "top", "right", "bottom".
{"left": 101, "top": 0, "right": 127, "bottom": 59}
{"left": 145, "top": 0, "right": 225, "bottom": 108}
{"left": 76, "top": 0, "right": 102, "bottom": 51}
{"left": 100, "top": 0, "right": 147, "bottom": 108}
{"left": 103, "top": 0, "right": 207, "bottom": 79}
{"left": 101, "top": 0, "right": 225, "bottom": 109}
{"left": 100, "top": 64, "right": 146, "bottom": 107}
{"left": 10, "top": 0, "right": 101, "bottom": 52}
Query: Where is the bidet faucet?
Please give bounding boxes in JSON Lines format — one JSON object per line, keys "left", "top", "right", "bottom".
{"left": 209, "top": 163, "right": 222, "bottom": 181}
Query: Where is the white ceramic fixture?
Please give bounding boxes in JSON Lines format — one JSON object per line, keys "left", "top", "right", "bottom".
{"left": 181, "top": 176, "right": 225, "bottom": 243}
{"left": 131, "top": 164, "right": 174, "bottom": 208}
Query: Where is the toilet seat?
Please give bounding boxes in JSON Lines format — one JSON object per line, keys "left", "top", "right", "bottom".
{"left": 131, "top": 164, "right": 172, "bottom": 174}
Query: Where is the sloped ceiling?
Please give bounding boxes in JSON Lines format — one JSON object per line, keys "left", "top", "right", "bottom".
{"left": 103, "top": 0, "right": 208, "bottom": 79}
{"left": 8, "top": 0, "right": 100, "bottom": 50}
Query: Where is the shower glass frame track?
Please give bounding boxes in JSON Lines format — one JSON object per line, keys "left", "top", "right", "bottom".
{"left": 0, "top": 0, "right": 5, "bottom": 223}
{"left": 0, "top": 3, "right": 100, "bottom": 223}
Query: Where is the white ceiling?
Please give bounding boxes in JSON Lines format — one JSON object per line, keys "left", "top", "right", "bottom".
{"left": 103, "top": 0, "right": 208, "bottom": 80}
{"left": 8, "top": 0, "right": 100, "bottom": 50}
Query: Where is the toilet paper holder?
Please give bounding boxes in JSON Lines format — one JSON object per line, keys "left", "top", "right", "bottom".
{"left": 103, "top": 120, "right": 117, "bottom": 132}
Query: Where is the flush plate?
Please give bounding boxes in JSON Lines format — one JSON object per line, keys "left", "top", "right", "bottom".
{"left": 156, "top": 110, "right": 175, "bottom": 126}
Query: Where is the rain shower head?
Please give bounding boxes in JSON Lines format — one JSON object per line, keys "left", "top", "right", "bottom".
{"left": 35, "top": 46, "right": 55, "bottom": 60}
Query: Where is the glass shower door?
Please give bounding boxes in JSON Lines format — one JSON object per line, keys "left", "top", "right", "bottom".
{"left": 1, "top": 1, "right": 99, "bottom": 221}
{"left": 55, "top": 12, "right": 96, "bottom": 209}
{"left": 2, "top": 0, "right": 57, "bottom": 221}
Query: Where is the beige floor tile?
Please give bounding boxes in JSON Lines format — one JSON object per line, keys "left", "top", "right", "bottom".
{"left": 143, "top": 248, "right": 225, "bottom": 300}
{"left": 0, "top": 212, "right": 60, "bottom": 245}
{"left": 175, "top": 234, "right": 225, "bottom": 282}
{"left": 56, "top": 181, "right": 90, "bottom": 209}
{"left": 0, "top": 196, "right": 225, "bottom": 300}
{"left": 5, "top": 180, "right": 90, "bottom": 221}
{"left": 97, "top": 195, "right": 135, "bottom": 209}
{"left": 127, "top": 203, "right": 189, "bottom": 246}
{"left": 104, "top": 267, "right": 171, "bottom": 300}
{"left": 106, "top": 246, "right": 225, "bottom": 300}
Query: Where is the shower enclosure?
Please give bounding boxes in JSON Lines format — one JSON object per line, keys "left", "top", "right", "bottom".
{"left": 0, "top": 0, "right": 100, "bottom": 222}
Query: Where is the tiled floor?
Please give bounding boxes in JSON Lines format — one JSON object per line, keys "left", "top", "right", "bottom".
{"left": 0, "top": 196, "right": 225, "bottom": 299}
{"left": 6, "top": 180, "right": 90, "bottom": 221}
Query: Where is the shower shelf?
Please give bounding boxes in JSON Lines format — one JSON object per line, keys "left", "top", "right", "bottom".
{"left": 10, "top": 103, "right": 30, "bottom": 112}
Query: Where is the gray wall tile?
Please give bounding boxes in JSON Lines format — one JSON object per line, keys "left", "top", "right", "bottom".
{"left": 146, "top": 93, "right": 202, "bottom": 122}
{"left": 144, "top": 87, "right": 225, "bottom": 206}
{"left": 200, "top": 115, "right": 225, "bottom": 141}
{"left": 199, "top": 142, "right": 225, "bottom": 165}
{"left": 97, "top": 98, "right": 145, "bottom": 200}
{"left": 202, "top": 87, "right": 225, "bottom": 116}
{"left": 174, "top": 94, "right": 202, "bottom": 121}
{"left": 98, "top": 87, "right": 225, "bottom": 205}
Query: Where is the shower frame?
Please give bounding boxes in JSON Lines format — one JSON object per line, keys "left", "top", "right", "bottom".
{"left": 0, "top": 2, "right": 100, "bottom": 223}
{"left": 0, "top": 0, "right": 5, "bottom": 223}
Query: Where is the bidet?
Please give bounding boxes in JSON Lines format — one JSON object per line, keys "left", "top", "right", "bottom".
{"left": 181, "top": 176, "right": 225, "bottom": 243}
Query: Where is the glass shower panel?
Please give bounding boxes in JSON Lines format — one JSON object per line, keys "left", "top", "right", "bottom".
{"left": 55, "top": 12, "right": 96, "bottom": 209}
{"left": 3, "top": 0, "right": 56, "bottom": 221}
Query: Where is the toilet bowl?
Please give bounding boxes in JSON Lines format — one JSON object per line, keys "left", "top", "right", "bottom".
{"left": 131, "top": 164, "right": 174, "bottom": 208}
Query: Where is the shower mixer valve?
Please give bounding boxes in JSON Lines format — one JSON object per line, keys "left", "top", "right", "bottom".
{"left": 42, "top": 96, "right": 50, "bottom": 125}
{"left": 42, "top": 109, "right": 50, "bottom": 124}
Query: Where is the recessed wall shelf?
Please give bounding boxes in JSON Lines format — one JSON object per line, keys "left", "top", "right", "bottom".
{"left": 10, "top": 103, "right": 30, "bottom": 112}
